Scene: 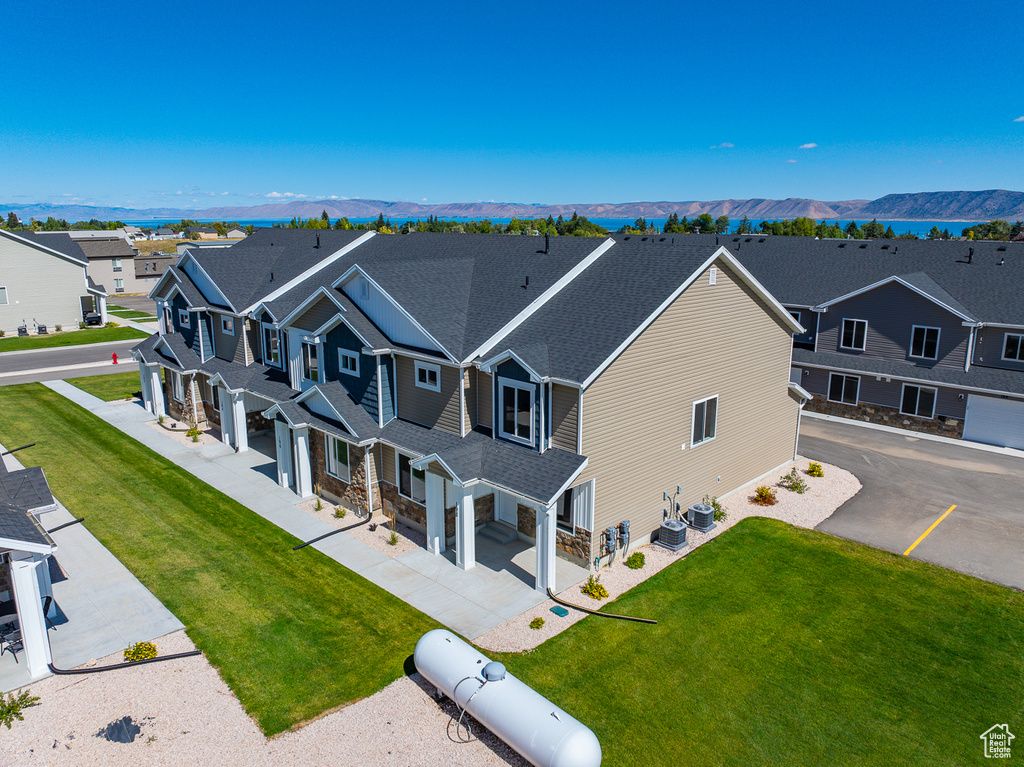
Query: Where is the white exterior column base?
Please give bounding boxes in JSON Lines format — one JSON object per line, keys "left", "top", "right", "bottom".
{"left": 425, "top": 472, "right": 446, "bottom": 555}
{"left": 274, "top": 419, "right": 293, "bottom": 489}
{"left": 230, "top": 392, "right": 247, "bottom": 453}
{"left": 219, "top": 387, "right": 233, "bottom": 447}
{"left": 534, "top": 503, "right": 557, "bottom": 593}
{"left": 454, "top": 483, "right": 476, "bottom": 571}
{"left": 10, "top": 559, "right": 52, "bottom": 679}
{"left": 147, "top": 366, "right": 165, "bottom": 417}
{"left": 293, "top": 426, "right": 313, "bottom": 498}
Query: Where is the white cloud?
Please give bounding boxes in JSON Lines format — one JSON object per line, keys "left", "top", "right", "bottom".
{"left": 422, "top": 197, "right": 428, "bottom": 202}
{"left": 222, "top": 191, "right": 229, "bottom": 195}
{"left": 176, "top": 190, "right": 183, "bottom": 195}
{"left": 786, "top": 159, "right": 797, "bottom": 163}
{"left": 799, "top": 142, "right": 818, "bottom": 149}
{"left": 1014, "top": 116, "right": 1024, "bottom": 122}
{"left": 710, "top": 142, "right": 735, "bottom": 149}
{"left": 265, "top": 191, "right": 307, "bottom": 199}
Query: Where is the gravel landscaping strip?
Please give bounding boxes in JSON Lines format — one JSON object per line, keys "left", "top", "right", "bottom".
{"left": 295, "top": 498, "right": 426, "bottom": 557}
{"left": 144, "top": 419, "right": 222, "bottom": 449}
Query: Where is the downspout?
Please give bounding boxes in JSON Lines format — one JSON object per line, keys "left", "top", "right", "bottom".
{"left": 460, "top": 367, "right": 467, "bottom": 437}
{"left": 538, "top": 380, "right": 546, "bottom": 453}
{"left": 965, "top": 325, "right": 977, "bottom": 372}
{"left": 190, "top": 378, "right": 198, "bottom": 424}
{"left": 365, "top": 448, "right": 374, "bottom": 517}
{"left": 377, "top": 357, "right": 384, "bottom": 428}
{"left": 391, "top": 352, "right": 398, "bottom": 418}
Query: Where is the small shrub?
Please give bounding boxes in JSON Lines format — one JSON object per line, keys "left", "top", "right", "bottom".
{"left": 751, "top": 485, "right": 778, "bottom": 506}
{"left": 78, "top": 321, "right": 86, "bottom": 329}
{"left": 529, "top": 617, "right": 545, "bottom": 630}
{"left": 388, "top": 530, "right": 399, "bottom": 546}
{"left": 124, "top": 641, "right": 157, "bottom": 663}
{"left": 703, "top": 494, "right": 726, "bottom": 522}
{"left": 54, "top": 324, "right": 62, "bottom": 332}
{"left": 105, "top": 321, "right": 116, "bottom": 328}
{"left": 0, "top": 689, "right": 40, "bottom": 729}
{"left": 581, "top": 574, "right": 609, "bottom": 600}
{"left": 807, "top": 461, "right": 825, "bottom": 477}
{"left": 334, "top": 506, "right": 347, "bottom": 519}
{"left": 186, "top": 426, "right": 200, "bottom": 443}
{"left": 157, "top": 414, "right": 164, "bottom": 425}
{"left": 625, "top": 551, "right": 645, "bottom": 569}
{"left": 0, "top": 329, "right": 5, "bottom": 338}
{"left": 314, "top": 497, "right": 323, "bottom": 512}
{"left": 779, "top": 468, "right": 808, "bottom": 494}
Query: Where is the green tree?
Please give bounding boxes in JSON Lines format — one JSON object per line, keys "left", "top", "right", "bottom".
{"left": 861, "top": 219, "right": 885, "bottom": 238}
{"left": 693, "top": 213, "right": 714, "bottom": 233}
{"left": 844, "top": 221, "right": 862, "bottom": 238}
{"left": 5, "top": 212, "right": 19, "bottom": 229}
{"left": 734, "top": 216, "right": 753, "bottom": 234}
{"left": 927, "top": 226, "right": 943, "bottom": 240}
{"left": 714, "top": 215, "right": 730, "bottom": 234}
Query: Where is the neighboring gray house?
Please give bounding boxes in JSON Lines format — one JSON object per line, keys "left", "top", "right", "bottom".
{"left": 72, "top": 234, "right": 144, "bottom": 295}
{"left": 133, "top": 230, "right": 804, "bottom": 592}
{"left": 226, "top": 228, "right": 247, "bottom": 239}
{"left": 0, "top": 231, "right": 107, "bottom": 334}
{"left": 135, "top": 252, "right": 176, "bottom": 291}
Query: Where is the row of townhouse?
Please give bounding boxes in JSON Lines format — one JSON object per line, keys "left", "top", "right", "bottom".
{"left": 682, "top": 234, "right": 1024, "bottom": 449}
{"left": 133, "top": 229, "right": 807, "bottom": 590}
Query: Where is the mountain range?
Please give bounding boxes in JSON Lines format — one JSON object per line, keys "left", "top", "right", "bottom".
{"left": 4, "top": 189, "right": 1024, "bottom": 223}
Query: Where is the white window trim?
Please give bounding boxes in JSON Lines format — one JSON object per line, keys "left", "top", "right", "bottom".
{"left": 497, "top": 376, "right": 535, "bottom": 446}
{"left": 178, "top": 309, "right": 191, "bottom": 329}
{"left": 326, "top": 435, "right": 351, "bottom": 482}
{"left": 302, "top": 341, "right": 321, "bottom": 383}
{"left": 112, "top": 258, "right": 122, "bottom": 272}
{"left": 172, "top": 372, "right": 184, "bottom": 402}
{"left": 690, "top": 394, "right": 719, "bottom": 448}
{"left": 262, "top": 324, "right": 282, "bottom": 369}
{"left": 0, "top": 286, "right": 8, "bottom": 305}
{"left": 339, "top": 349, "right": 360, "bottom": 377}
{"left": 414, "top": 360, "right": 441, "bottom": 392}
{"left": 396, "top": 448, "right": 426, "bottom": 504}
{"left": 909, "top": 325, "right": 940, "bottom": 360}
{"left": 789, "top": 309, "right": 802, "bottom": 324}
{"left": 1002, "top": 332, "right": 1024, "bottom": 362}
{"left": 221, "top": 316, "right": 235, "bottom": 336}
{"left": 827, "top": 373, "right": 860, "bottom": 405}
{"left": 900, "top": 382, "right": 937, "bottom": 419}
{"left": 205, "top": 380, "right": 219, "bottom": 412}
{"left": 839, "top": 318, "right": 867, "bottom": 351}
{"left": 114, "top": 278, "right": 124, "bottom": 292}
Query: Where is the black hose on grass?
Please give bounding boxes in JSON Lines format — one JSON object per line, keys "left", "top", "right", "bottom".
{"left": 547, "top": 588, "right": 657, "bottom": 625}
{"left": 292, "top": 511, "right": 373, "bottom": 550}
{"left": 48, "top": 650, "right": 202, "bottom": 675}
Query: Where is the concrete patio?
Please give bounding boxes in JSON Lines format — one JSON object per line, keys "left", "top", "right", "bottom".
{"left": 42, "top": 381, "right": 589, "bottom": 640}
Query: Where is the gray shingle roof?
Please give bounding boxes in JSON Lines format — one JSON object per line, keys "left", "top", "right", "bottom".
{"left": 132, "top": 333, "right": 201, "bottom": 372}
{"left": 0, "top": 502, "right": 53, "bottom": 548}
{"left": 76, "top": 238, "right": 137, "bottom": 259}
{"left": 14, "top": 231, "right": 88, "bottom": 265}
{"left": 313, "top": 381, "right": 381, "bottom": 438}
{"left": 200, "top": 357, "right": 295, "bottom": 402}
{"left": 0, "top": 466, "right": 55, "bottom": 513}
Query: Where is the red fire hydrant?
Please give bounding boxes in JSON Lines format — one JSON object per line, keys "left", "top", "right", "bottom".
{"left": 112, "top": 352, "right": 118, "bottom": 365}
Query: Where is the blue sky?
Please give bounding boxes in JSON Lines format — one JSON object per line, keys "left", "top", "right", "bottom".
{"left": 2, "top": 0, "right": 1021, "bottom": 210}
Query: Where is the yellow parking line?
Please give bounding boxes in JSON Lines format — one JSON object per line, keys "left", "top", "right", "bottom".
{"left": 904, "top": 505, "right": 957, "bottom": 556}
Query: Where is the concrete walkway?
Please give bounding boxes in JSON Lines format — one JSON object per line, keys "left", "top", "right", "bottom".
{"left": 42, "top": 380, "right": 588, "bottom": 640}
{"left": 0, "top": 445, "right": 183, "bottom": 692}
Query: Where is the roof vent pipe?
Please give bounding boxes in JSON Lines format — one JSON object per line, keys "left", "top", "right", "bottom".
{"left": 316, "top": 234, "right": 320, "bottom": 249}
{"left": 545, "top": 233, "right": 550, "bottom": 254}
{"left": 968, "top": 247, "right": 973, "bottom": 264}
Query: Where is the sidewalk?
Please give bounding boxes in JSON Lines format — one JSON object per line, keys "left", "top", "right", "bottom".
{"left": 43, "top": 380, "right": 583, "bottom": 639}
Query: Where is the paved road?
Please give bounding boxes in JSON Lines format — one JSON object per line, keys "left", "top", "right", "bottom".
{"left": 799, "top": 417, "right": 1024, "bottom": 590}
{"left": 110, "top": 295, "right": 160, "bottom": 312}
{"left": 0, "top": 340, "right": 140, "bottom": 386}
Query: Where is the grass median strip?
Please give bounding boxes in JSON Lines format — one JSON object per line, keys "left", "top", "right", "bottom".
{"left": 66, "top": 370, "right": 143, "bottom": 401}
{"left": 504, "top": 518, "right": 1024, "bottom": 766}
{"left": 0, "top": 384, "right": 438, "bottom": 735}
{"left": 0, "top": 326, "right": 148, "bottom": 352}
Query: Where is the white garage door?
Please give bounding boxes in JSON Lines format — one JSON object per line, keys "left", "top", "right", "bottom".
{"left": 964, "top": 394, "right": 1024, "bottom": 449}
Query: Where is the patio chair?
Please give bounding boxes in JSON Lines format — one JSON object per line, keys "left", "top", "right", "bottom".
{"left": 41, "top": 595, "right": 55, "bottom": 631}
{"left": 0, "top": 627, "right": 22, "bottom": 663}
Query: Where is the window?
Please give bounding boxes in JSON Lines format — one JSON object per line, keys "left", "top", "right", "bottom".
{"left": 339, "top": 350, "right": 360, "bottom": 377}
{"left": 0, "top": 286, "right": 7, "bottom": 305}
{"left": 415, "top": 360, "right": 440, "bottom": 391}
{"left": 171, "top": 371, "right": 184, "bottom": 402}
{"left": 1003, "top": 333, "right": 1024, "bottom": 362}
{"left": 828, "top": 373, "right": 860, "bottom": 405}
{"left": 178, "top": 309, "right": 191, "bottom": 329}
{"left": 326, "top": 436, "right": 350, "bottom": 482}
{"left": 691, "top": 395, "right": 718, "bottom": 447}
{"left": 556, "top": 488, "right": 573, "bottom": 531}
{"left": 555, "top": 480, "right": 596, "bottom": 533}
{"left": 909, "top": 326, "right": 940, "bottom": 359}
{"left": 263, "top": 325, "right": 281, "bottom": 368}
{"left": 114, "top": 278, "right": 124, "bottom": 293}
{"left": 901, "top": 384, "right": 936, "bottom": 419}
{"left": 840, "top": 319, "right": 867, "bottom": 351}
{"left": 112, "top": 258, "right": 122, "bottom": 272}
{"left": 302, "top": 342, "right": 320, "bottom": 383}
{"left": 205, "top": 379, "right": 219, "bottom": 412}
{"left": 221, "top": 316, "right": 235, "bottom": 335}
{"left": 499, "top": 377, "right": 534, "bottom": 445}
{"left": 788, "top": 310, "right": 802, "bottom": 325}
{"left": 397, "top": 451, "right": 425, "bottom": 503}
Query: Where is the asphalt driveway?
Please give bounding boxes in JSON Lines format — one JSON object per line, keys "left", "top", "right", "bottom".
{"left": 799, "top": 415, "right": 1024, "bottom": 591}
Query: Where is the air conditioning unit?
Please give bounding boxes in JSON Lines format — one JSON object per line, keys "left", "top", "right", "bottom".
{"left": 687, "top": 503, "right": 715, "bottom": 533}
{"left": 656, "top": 519, "right": 687, "bottom": 552}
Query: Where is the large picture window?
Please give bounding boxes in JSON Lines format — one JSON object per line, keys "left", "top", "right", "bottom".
{"left": 840, "top": 319, "right": 867, "bottom": 351}
{"left": 397, "top": 451, "right": 425, "bottom": 503}
{"left": 302, "top": 342, "right": 320, "bottom": 383}
{"left": 691, "top": 395, "right": 718, "bottom": 447}
{"left": 1003, "top": 333, "right": 1024, "bottom": 362}
{"left": 909, "top": 326, "right": 940, "bottom": 359}
{"left": 499, "top": 377, "right": 534, "bottom": 445}
{"left": 901, "top": 384, "right": 936, "bottom": 419}
{"left": 828, "top": 373, "right": 860, "bottom": 405}
{"left": 326, "top": 435, "right": 350, "bottom": 482}
{"left": 263, "top": 325, "right": 281, "bottom": 368}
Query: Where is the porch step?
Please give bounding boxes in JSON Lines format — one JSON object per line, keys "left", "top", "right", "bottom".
{"left": 479, "top": 521, "right": 518, "bottom": 545}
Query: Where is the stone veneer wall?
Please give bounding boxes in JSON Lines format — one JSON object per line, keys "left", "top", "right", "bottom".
{"left": 378, "top": 484, "right": 495, "bottom": 546}
{"left": 162, "top": 371, "right": 207, "bottom": 426}
{"left": 805, "top": 397, "right": 964, "bottom": 439}
{"left": 517, "top": 503, "right": 591, "bottom": 567}
{"left": 246, "top": 410, "right": 273, "bottom": 435}
{"left": 310, "top": 434, "right": 368, "bottom": 514}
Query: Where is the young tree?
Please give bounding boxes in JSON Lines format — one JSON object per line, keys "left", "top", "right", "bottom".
{"left": 714, "top": 215, "right": 730, "bottom": 234}
{"left": 735, "top": 216, "right": 753, "bottom": 234}
{"left": 927, "top": 226, "right": 942, "bottom": 240}
{"left": 6, "top": 212, "right": 20, "bottom": 229}
{"left": 844, "top": 221, "right": 862, "bottom": 238}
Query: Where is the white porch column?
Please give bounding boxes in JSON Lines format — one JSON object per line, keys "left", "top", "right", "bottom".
{"left": 293, "top": 426, "right": 313, "bottom": 498}
{"left": 425, "top": 472, "right": 446, "bottom": 555}
{"left": 98, "top": 294, "right": 108, "bottom": 325}
{"left": 147, "top": 366, "right": 165, "bottom": 416}
{"left": 274, "top": 419, "right": 293, "bottom": 489}
{"left": 534, "top": 503, "right": 557, "bottom": 593}
{"left": 10, "top": 559, "right": 52, "bottom": 679}
{"left": 138, "top": 361, "right": 153, "bottom": 412}
{"left": 230, "top": 392, "right": 248, "bottom": 453}
{"left": 219, "top": 387, "right": 233, "bottom": 447}
{"left": 454, "top": 482, "right": 476, "bottom": 571}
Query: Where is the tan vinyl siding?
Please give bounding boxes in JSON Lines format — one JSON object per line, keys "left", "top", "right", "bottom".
{"left": 292, "top": 296, "right": 338, "bottom": 332}
{"left": 395, "top": 355, "right": 462, "bottom": 434}
{"left": 463, "top": 368, "right": 476, "bottom": 432}
{"left": 368, "top": 443, "right": 381, "bottom": 486}
{"left": 550, "top": 384, "right": 579, "bottom": 451}
{"left": 576, "top": 258, "right": 799, "bottom": 551}
{"left": 477, "top": 371, "right": 493, "bottom": 430}
{"left": 382, "top": 442, "right": 396, "bottom": 484}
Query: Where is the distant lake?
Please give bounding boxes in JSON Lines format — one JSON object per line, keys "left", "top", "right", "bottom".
{"left": 121, "top": 217, "right": 983, "bottom": 237}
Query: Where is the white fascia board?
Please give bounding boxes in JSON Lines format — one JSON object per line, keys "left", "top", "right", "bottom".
{"left": 463, "top": 237, "right": 616, "bottom": 364}
{"left": 277, "top": 285, "right": 347, "bottom": 330}
{"left": 373, "top": 348, "right": 457, "bottom": 366}
{"left": 716, "top": 249, "right": 805, "bottom": 335}
{"left": 332, "top": 264, "right": 456, "bottom": 362}
{"left": 149, "top": 268, "right": 180, "bottom": 301}
{"left": 164, "top": 284, "right": 187, "bottom": 306}
{"left": 86, "top": 283, "right": 108, "bottom": 297}
{"left": 796, "top": 361, "right": 1024, "bottom": 401}
{"left": 152, "top": 336, "right": 182, "bottom": 367}
{"left": 2, "top": 229, "right": 88, "bottom": 268}
{"left": 180, "top": 252, "right": 236, "bottom": 312}
{"left": 815, "top": 275, "right": 976, "bottom": 323}
{"left": 262, "top": 403, "right": 302, "bottom": 426}
{"left": 788, "top": 382, "right": 813, "bottom": 400}
{"left": 0, "top": 536, "right": 53, "bottom": 556}
{"left": 294, "top": 387, "right": 365, "bottom": 437}
{"left": 206, "top": 372, "right": 243, "bottom": 393}
{"left": 477, "top": 349, "right": 542, "bottom": 382}
{"left": 540, "top": 376, "right": 581, "bottom": 388}
{"left": 242, "top": 230, "right": 376, "bottom": 314}
{"left": 409, "top": 453, "right": 459, "bottom": 480}
{"left": 251, "top": 302, "right": 279, "bottom": 324}
{"left": 970, "top": 321, "right": 1024, "bottom": 330}
{"left": 539, "top": 457, "right": 590, "bottom": 509}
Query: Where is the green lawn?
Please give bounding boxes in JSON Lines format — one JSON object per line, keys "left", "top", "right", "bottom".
{"left": 108, "top": 309, "right": 154, "bottom": 319}
{"left": 0, "top": 326, "right": 148, "bottom": 351}
{"left": 503, "top": 518, "right": 1024, "bottom": 766}
{"left": 67, "top": 370, "right": 143, "bottom": 401}
{"left": 0, "top": 384, "right": 438, "bottom": 735}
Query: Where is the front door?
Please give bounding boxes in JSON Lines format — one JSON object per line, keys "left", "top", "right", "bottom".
{"left": 496, "top": 490, "right": 518, "bottom": 526}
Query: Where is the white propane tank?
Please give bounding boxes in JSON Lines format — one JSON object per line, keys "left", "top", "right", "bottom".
{"left": 414, "top": 629, "right": 601, "bottom": 767}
